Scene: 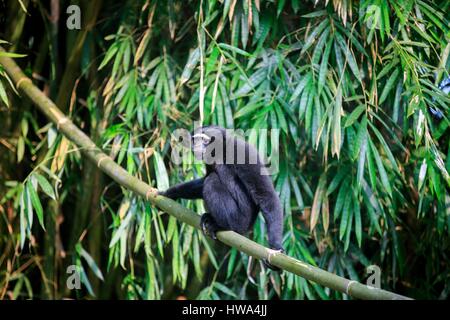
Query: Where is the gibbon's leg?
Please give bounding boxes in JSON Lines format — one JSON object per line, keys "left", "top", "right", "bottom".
{"left": 234, "top": 164, "right": 284, "bottom": 251}
{"left": 203, "top": 172, "right": 252, "bottom": 231}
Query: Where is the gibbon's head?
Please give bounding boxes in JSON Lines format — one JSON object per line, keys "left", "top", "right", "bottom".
{"left": 191, "top": 126, "right": 226, "bottom": 163}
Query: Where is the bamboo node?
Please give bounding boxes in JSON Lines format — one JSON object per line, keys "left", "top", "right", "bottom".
{"left": 16, "top": 77, "right": 32, "bottom": 90}
{"left": 57, "top": 117, "right": 69, "bottom": 129}
{"left": 346, "top": 280, "right": 357, "bottom": 295}
{"left": 266, "top": 248, "right": 282, "bottom": 264}
{"left": 97, "top": 155, "right": 109, "bottom": 167}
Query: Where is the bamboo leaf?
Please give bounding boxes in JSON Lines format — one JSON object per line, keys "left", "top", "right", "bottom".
{"left": 17, "top": 136, "right": 25, "bottom": 163}
{"left": 27, "top": 181, "right": 45, "bottom": 230}
{"left": 369, "top": 140, "right": 393, "bottom": 197}
{"left": 276, "top": 0, "right": 286, "bottom": 17}
{"left": 339, "top": 192, "right": 352, "bottom": 240}
{"left": 232, "top": 68, "right": 266, "bottom": 98}
{"left": 78, "top": 245, "right": 105, "bottom": 281}
{"left": 218, "top": 43, "right": 251, "bottom": 57}
{"left": 352, "top": 115, "right": 367, "bottom": 161}
{"left": 354, "top": 196, "right": 362, "bottom": 247}
{"left": 274, "top": 102, "right": 288, "bottom": 134}
{"left": 336, "top": 33, "right": 361, "bottom": 81}
{"left": 318, "top": 37, "right": 333, "bottom": 95}
{"left": 34, "top": 173, "right": 56, "bottom": 200}
{"left": 332, "top": 87, "right": 342, "bottom": 158}
{"left": 214, "top": 283, "right": 238, "bottom": 298}
{"left": 310, "top": 174, "right": 326, "bottom": 231}
{"left": 290, "top": 73, "right": 311, "bottom": 103}
{"left": 345, "top": 105, "right": 366, "bottom": 128}
{"left": 180, "top": 47, "right": 200, "bottom": 85}
{"left": 153, "top": 151, "right": 169, "bottom": 191}
{"left": 98, "top": 43, "right": 119, "bottom": 70}
{"left": 109, "top": 211, "right": 132, "bottom": 248}
{"left": 344, "top": 207, "right": 354, "bottom": 252}
{"left": 357, "top": 134, "right": 368, "bottom": 188}
{"left": 0, "top": 52, "right": 26, "bottom": 58}
{"left": 301, "top": 19, "right": 329, "bottom": 55}
{"left": 19, "top": 188, "right": 26, "bottom": 249}
{"left": 379, "top": 69, "right": 400, "bottom": 104}
{"left": 327, "top": 168, "right": 349, "bottom": 196}
{"left": 0, "top": 80, "right": 9, "bottom": 107}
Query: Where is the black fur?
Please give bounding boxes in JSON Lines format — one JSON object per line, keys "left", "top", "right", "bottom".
{"left": 160, "top": 126, "right": 284, "bottom": 256}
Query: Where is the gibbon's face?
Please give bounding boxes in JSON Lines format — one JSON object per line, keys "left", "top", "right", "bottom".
{"left": 191, "top": 132, "right": 211, "bottom": 160}
{"left": 191, "top": 127, "right": 224, "bottom": 163}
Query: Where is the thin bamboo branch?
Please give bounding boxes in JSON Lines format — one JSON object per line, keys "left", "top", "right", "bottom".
{"left": 0, "top": 48, "right": 412, "bottom": 300}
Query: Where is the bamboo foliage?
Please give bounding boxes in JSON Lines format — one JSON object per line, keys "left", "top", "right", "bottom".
{"left": 0, "top": 0, "right": 449, "bottom": 300}
{"left": 0, "top": 48, "right": 411, "bottom": 300}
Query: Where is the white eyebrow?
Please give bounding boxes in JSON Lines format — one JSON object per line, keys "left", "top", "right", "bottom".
{"left": 192, "top": 133, "right": 211, "bottom": 141}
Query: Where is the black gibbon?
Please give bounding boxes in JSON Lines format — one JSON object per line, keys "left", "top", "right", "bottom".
{"left": 160, "top": 126, "right": 284, "bottom": 269}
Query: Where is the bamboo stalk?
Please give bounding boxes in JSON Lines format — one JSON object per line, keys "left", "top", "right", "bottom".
{"left": 5, "top": 0, "right": 29, "bottom": 52}
{"left": 55, "top": 0, "right": 103, "bottom": 111}
{"left": 0, "top": 49, "right": 413, "bottom": 300}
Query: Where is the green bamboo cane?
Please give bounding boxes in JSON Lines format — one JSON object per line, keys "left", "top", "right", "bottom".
{"left": 0, "top": 48, "right": 412, "bottom": 300}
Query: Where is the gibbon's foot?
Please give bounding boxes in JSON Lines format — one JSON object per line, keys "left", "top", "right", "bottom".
{"left": 146, "top": 188, "right": 159, "bottom": 200}
{"left": 262, "top": 248, "right": 284, "bottom": 272}
{"left": 200, "top": 213, "right": 219, "bottom": 240}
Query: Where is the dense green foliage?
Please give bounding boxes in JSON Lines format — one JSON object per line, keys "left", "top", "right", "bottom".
{"left": 0, "top": 0, "right": 449, "bottom": 299}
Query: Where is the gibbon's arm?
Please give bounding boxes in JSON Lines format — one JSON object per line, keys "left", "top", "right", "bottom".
{"left": 234, "top": 164, "right": 284, "bottom": 250}
{"left": 160, "top": 177, "right": 204, "bottom": 200}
